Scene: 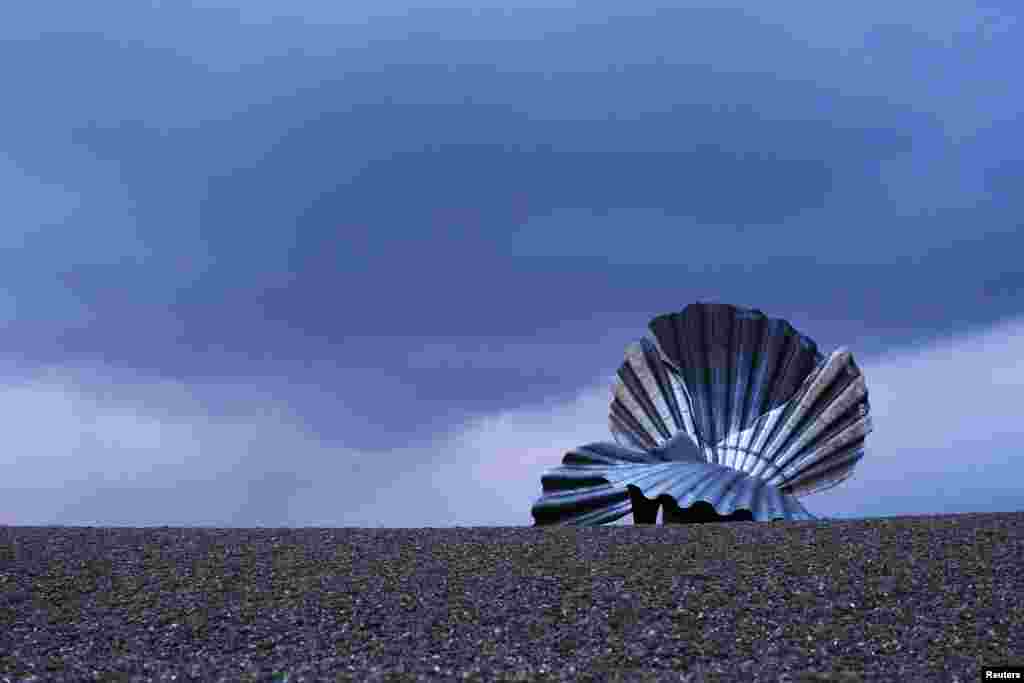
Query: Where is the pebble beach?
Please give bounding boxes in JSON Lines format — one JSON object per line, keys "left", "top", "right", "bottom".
{"left": 2, "top": 512, "right": 1021, "bottom": 681}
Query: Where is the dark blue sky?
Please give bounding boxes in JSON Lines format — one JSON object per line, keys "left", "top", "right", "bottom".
{"left": 2, "top": 1, "right": 1022, "bottom": 527}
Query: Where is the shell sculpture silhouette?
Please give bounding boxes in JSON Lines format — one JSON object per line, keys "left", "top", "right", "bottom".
{"left": 531, "top": 302, "right": 872, "bottom": 525}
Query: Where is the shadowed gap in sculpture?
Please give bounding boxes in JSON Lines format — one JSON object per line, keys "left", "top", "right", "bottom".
{"left": 628, "top": 486, "right": 755, "bottom": 524}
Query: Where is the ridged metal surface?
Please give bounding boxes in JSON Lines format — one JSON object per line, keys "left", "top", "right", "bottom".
{"left": 531, "top": 442, "right": 814, "bottom": 525}
{"left": 532, "top": 302, "right": 872, "bottom": 525}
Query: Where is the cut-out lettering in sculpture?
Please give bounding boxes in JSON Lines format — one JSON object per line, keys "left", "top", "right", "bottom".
{"left": 531, "top": 302, "right": 872, "bottom": 525}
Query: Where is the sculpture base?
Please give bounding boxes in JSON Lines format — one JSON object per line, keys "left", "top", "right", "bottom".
{"left": 629, "top": 487, "right": 754, "bottom": 524}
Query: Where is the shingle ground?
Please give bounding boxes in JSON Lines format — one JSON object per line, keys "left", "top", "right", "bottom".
{"left": 1, "top": 512, "right": 1021, "bottom": 681}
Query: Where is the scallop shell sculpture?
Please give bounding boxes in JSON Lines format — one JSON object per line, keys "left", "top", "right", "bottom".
{"left": 531, "top": 302, "right": 872, "bottom": 525}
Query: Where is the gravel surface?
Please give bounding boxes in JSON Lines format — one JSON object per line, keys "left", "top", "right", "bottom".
{"left": 1, "top": 512, "right": 1021, "bottom": 682}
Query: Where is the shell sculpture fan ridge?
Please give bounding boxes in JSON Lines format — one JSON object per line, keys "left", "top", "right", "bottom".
{"left": 531, "top": 302, "right": 872, "bottom": 525}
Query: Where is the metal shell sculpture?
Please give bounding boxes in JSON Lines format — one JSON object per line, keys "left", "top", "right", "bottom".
{"left": 531, "top": 302, "right": 872, "bottom": 525}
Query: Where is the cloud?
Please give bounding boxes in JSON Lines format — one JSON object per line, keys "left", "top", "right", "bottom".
{"left": 819, "top": 313, "right": 1024, "bottom": 518}
{"left": 0, "top": 363, "right": 329, "bottom": 527}
{"left": 6, "top": 314, "right": 1021, "bottom": 528}
{"left": 2, "top": 0, "right": 1021, "bottom": 434}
